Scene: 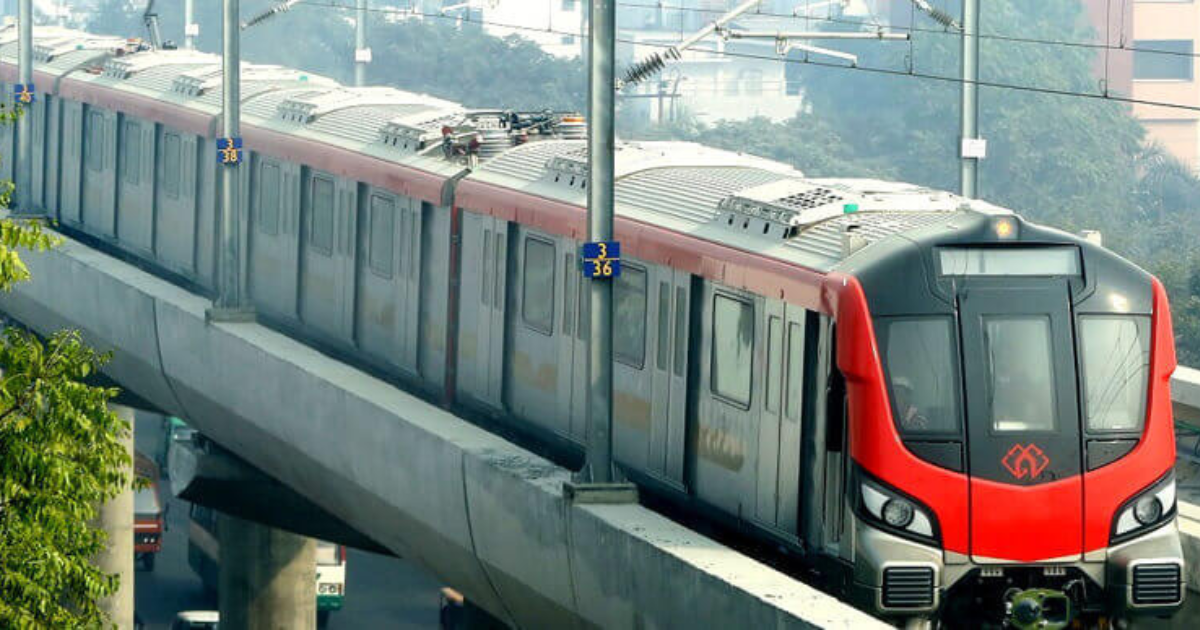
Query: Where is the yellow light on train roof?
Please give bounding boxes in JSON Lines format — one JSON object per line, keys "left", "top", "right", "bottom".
{"left": 993, "top": 217, "right": 1017, "bottom": 240}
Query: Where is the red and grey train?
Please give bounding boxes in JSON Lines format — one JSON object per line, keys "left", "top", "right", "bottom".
{"left": 0, "top": 26, "right": 1183, "bottom": 627}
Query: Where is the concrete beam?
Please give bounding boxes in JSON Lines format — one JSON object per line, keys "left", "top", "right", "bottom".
{"left": 1174, "top": 366, "right": 1200, "bottom": 430}
{"left": 0, "top": 221, "right": 886, "bottom": 628}
{"left": 169, "top": 433, "right": 393, "bottom": 555}
{"left": 218, "top": 513, "right": 317, "bottom": 630}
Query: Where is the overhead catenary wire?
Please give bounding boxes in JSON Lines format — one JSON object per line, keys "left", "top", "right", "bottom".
{"left": 292, "top": 0, "right": 1200, "bottom": 113}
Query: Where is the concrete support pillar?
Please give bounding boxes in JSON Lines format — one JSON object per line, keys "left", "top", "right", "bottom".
{"left": 218, "top": 513, "right": 317, "bottom": 629}
{"left": 95, "top": 403, "right": 135, "bottom": 628}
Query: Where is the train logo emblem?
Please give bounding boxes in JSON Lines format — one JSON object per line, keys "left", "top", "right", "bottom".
{"left": 1002, "top": 443, "right": 1050, "bottom": 480}
{"left": 13, "top": 83, "right": 34, "bottom": 105}
{"left": 217, "top": 137, "right": 243, "bottom": 165}
{"left": 582, "top": 241, "right": 621, "bottom": 278}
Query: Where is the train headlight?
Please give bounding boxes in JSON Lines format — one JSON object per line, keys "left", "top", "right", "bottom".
{"left": 1134, "top": 496, "right": 1163, "bottom": 526}
{"left": 1112, "top": 471, "right": 1175, "bottom": 543}
{"left": 854, "top": 465, "right": 940, "bottom": 545}
{"left": 882, "top": 499, "right": 915, "bottom": 529}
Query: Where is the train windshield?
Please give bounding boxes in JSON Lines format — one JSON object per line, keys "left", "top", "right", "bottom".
{"left": 880, "top": 317, "right": 961, "bottom": 435}
{"left": 1078, "top": 315, "right": 1151, "bottom": 432}
{"left": 981, "top": 316, "right": 1058, "bottom": 432}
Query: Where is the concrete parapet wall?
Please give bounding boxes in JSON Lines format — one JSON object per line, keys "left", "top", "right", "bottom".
{"left": 0, "top": 224, "right": 883, "bottom": 628}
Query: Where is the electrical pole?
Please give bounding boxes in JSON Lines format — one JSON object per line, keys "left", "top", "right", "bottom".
{"left": 960, "top": 0, "right": 980, "bottom": 199}
{"left": 212, "top": 0, "right": 249, "bottom": 318}
{"left": 355, "top": 0, "right": 369, "bottom": 87}
{"left": 185, "top": 0, "right": 197, "bottom": 49}
{"left": 15, "top": 0, "right": 31, "bottom": 215}
{"left": 583, "top": 0, "right": 616, "bottom": 486}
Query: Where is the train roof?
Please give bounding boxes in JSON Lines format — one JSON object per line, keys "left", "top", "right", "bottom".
{"left": 2, "top": 26, "right": 1015, "bottom": 274}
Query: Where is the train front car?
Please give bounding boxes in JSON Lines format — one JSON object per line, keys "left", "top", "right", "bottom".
{"left": 831, "top": 210, "right": 1184, "bottom": 627}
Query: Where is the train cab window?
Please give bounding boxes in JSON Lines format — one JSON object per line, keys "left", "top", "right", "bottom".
{"left": 258, "top": 162, "right": 282, "bottom": 235}
{"left": 163, "top": 133, "right": 181, "bottom": 199}
{"left": 310, "top": 176, "right": 335, "bottom": 254}
{"left": 712, "top": 295, "right": 754, "bottom": 407}
{"left": 522, "top": 237, "right": 555, "bottom": 335}
{"left": 881, "top": 318, "right": 960, "bottom": 434}
{"left": 615, "top": 266, "right": 647, "bottom": 368}
{"left": 1079, "top": 316, "right": 1151, "bottom": 432}
{"left": 983, "top": 316, "right": 1057, "bottom": 432}
{"left": 85, "top": 111, "right": 105, "bottom": 172}
{"left": 121, "top": 120, "right": 140, "bottom": 185}
{"left": 369, "top": 194, "right": 395, "bottom": 276}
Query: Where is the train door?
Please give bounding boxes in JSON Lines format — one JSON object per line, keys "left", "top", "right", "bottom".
{"left": 45, "top": 96, "right": 61, "bottom": 218}
{"left": 81, "top": 106, "right": 117, "bottom": 238}
{"left": 59, "top": 100, "right": 83, "bottom": 225}
{"left": 300, "top": 170, "right": 356, "bottom": 343}
{"left": 753, "top": 302, "right": 806, "bottom": 536}
{"left": 611, "top": 262, "right": 652, "bottom": 470}
{"left": 692, "top": 284, "right": 762, "bottom": 517}
{"left": 456, "top": 212, "right": 507, "bottom": 410}
{"left": 355, "top": 189, "right": 422, "bottom": 376}
{"left": 558, "top": 246, "right": 582, "bottom": 441}
{"left": 507, "top": 230, "right": 565, "bottom": 436}
{"left": 249, "top": 155, "right": 301, "bottom": 321}
{"left": 116, "top": 116, "right": 155, "bottom": 255}
{"left": 30, "top": 96, "right": 45, "bottom": 210}
{"left": 957, "top": 280, "right": 1083, "bottom": 562}
{"left": 155, "top": 130, "right": 199, "bottom": 278}
{"left": 643, "top": 268, "right": 690, "bottom": 488}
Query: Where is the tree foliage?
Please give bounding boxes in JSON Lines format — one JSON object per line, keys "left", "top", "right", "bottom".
{"left": 0, "top": 108, "right": 133, "bottom": 628}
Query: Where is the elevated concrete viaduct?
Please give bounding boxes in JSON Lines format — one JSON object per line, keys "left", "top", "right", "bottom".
{"left": 0, "top": 218, "right": 885, "bottom": 628}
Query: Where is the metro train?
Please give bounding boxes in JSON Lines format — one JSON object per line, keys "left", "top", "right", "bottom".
{"left": 0, "top": 26, "right": 1184, "bottom": 627}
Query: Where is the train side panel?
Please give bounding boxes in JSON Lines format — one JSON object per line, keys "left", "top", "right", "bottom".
{"left": 116, "top": 114, "right": 156, "bottom": 256}
{"left": 456, "top": 210, "right": 507, "bottom": 410}
{"left": 80, "top": 105, "right": 117, "bottom": 238}
{"left": 59, "top": 99, "right": 83, "bottom": 225}
{"left": 44, "top": 95, "right": 61, "bottom": 217}
{"left": 417, "top": 201, "right": 451, "bottom": 391}
{"left": 299, "top": 168, "right": 358, "bottom": 345}
{"left": 248, "top": 152, "right": 301, "bottom": 320}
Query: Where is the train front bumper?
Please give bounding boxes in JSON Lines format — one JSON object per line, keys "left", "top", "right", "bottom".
{"left": 849, "top": 516, "right": 1186, "bottom": 620}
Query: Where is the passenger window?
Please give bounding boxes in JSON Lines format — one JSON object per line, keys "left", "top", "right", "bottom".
{"left": 309, "top": 176, "right": 335, "bottom": 254}
{"left": 766, "top": 316, "right": 782, "bottom": 412}
{"left": 785, "top": 322, "right": 804, "bottom": 420}
{"left": 86, "top": 110, "right": 104, "bottom": 172}
{"left": 258, "top": 161, "right": 281, "bottom": 235}
{"left": 369, "top": 194, "right": 395, "bottom": 276}
{"left": 615, "top": 266, "right": 647, "bottom": 368}
{"left": 983, "top": 316, "right": 1057, "bottom": 432}
{"left": 657, "top": 282, "right": 671, "bottom": 370}
{"left": 1079, "top": 316, "right": 1150, "bottom": 432}
{"left": 121, "top": 120, "right": 140, "bottom": 185}
{"left": 163, "top": 133, "right": 181, "bottom": 199}
{"left": 522, "top": 237, "right": 555, "bottom": 335}
{"left": 673, "top": 287, "right": 687, "bottom": 377}
{"left": 882, "top": 318, "right": 960, "bottom": 434}
{"left": 712, "top": 294, "right": 753, "bottom": 407}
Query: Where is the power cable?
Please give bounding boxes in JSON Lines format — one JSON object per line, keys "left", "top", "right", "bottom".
{"left": 291, "top": 0, "right": 1200, "bottom": 113}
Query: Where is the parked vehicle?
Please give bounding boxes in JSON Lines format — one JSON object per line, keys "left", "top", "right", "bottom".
{"left": 134, "top": 452, "right": 165, "bottom": 572}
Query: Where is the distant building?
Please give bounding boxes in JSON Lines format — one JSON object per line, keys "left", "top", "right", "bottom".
{"left": 1125, "top": 1, "right": 1200, "bottom": 170}
{"left": 479, "top": 0, "right": 585, "bottom": 59}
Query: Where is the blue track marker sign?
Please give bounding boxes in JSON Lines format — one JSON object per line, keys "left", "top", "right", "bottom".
{"left": 217, "top": 137, "right": 244, "bottom": 165}
{"left": 582, "top": 241, "right": 621, "bottom": 278}
{"left": 13, "top": 83, "right": 34, "bottom": 105}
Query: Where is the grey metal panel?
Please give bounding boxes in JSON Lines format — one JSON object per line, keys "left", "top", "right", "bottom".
{"left": 692, "top": 281, "right": 764, "bottom": 518}
{"left": 776, "top": 306, "right": 807, "bottom": 536}
{"left": 31, "top": 96, "right": 46, "bottom": 209}
{"left": 59, "top": 99, "right": 83, "bottom": 225}
{"left": 248, "top": 154, "right": 302, "bottom": 320}
{"left": 455, "top": 211, "right": 506, "bottom": 410}
{"left": 505, "top": 228, "right": 567, "bottom": 437}
{"left": 756, "top": 299, "right": 785, "bottom": 528}
{"left": 305, "top": 105, "right": 431, "bottom": 145}
{"left": 612, "top": 260, "right": 665, "bottom": 477}
{"left": 45, "top": 96, "right": 61, "bottom": 219}
{"left": 417, "top": 201, "right": 451, "bottom": 391}
{"left": 355, "top": 187, "right": 421, "bottom": 377}
{"left": 81, "top": 106, "right": 118, "bottom": 238}
{"left": 124, "top": 63, "right": 212, "bottom": 93}
{"left": 154, "top": 128, "right": 200, "bottom": 279}
{"left": 194, "top": 136, "right": 218, "bottom": 290}
{"left": 299, "top": 170, "right": 357, "bottom": 345}
{"left": 116, "top": 114, "right": 156, "bottom": 255}
{"left": 615, "top": 167, "right": 788, "bottom": 224}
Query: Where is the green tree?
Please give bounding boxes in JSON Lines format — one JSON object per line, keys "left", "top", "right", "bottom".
{"left": 0, "top": 109, "right": 134, "bottom": 627}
